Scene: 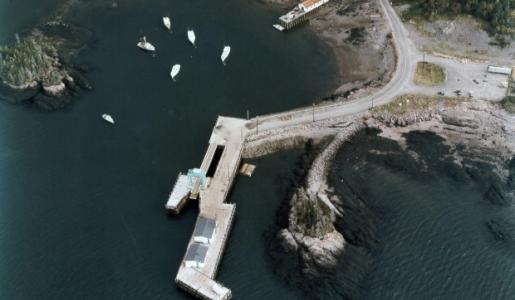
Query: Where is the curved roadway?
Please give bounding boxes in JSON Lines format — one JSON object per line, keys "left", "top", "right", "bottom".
{"left": 255, "top": 0, "right": 419, "bottom": 131}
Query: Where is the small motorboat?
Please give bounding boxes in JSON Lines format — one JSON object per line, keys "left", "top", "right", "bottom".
{"left": 102, "top": 114, "right": 115, "bottom": 124}
{"left": 187, "top": 29, "right": 196, "bottom": 47}
{"left": 170, "top": 64, "right": 181, "bottom": 81}
{"left": 221, "top": 46, "right": 231, "bottom": 65}
{"left": 163, "top": 16, "right": 171, "bottom": 31}
{"left": 137, "top": 36, "right": 156, "bottom": 52}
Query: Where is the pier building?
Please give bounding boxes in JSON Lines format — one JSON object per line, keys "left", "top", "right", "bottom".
{"left": 275, "top": 0, "right": 330, "bottom": 31}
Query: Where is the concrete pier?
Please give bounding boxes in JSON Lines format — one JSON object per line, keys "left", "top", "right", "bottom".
{"left": 168, "top": 116, "right": 247, "bottom": 300}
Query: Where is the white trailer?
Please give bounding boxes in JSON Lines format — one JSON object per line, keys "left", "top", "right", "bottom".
{"left": 487, "top": 65, "right": 512, "bottom": 75}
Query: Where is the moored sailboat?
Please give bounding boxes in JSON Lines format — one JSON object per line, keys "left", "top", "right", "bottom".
{"left": 102, "top": 114, "right": 115, "bottom": 124}
{"left": 170, "top": 64, "right": 181, "bottom": 81}
{"left": 137, "top": 36, "right": 156, "bottom": 52}
{"left": 187, "top": 29, "right": 196, "bottom": 47}
{"left": 163, "top": 16, "right": 171, "bottom": 31}
{"left": 221, "top": 46, "right": 231, "bottom": 65}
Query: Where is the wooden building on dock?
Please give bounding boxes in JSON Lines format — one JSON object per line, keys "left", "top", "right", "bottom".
{"left": 277, "top": 0, "right": 330, "bottom": 30}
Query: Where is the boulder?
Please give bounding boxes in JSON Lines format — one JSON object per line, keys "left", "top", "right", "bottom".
{"left": 43, "top": 82, "right": 66, "bottom": 97}
{"left": 441, "top": 110, "right": 480, "bottom": 128}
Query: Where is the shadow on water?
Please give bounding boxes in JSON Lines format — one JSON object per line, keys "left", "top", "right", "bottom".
{"left": 267, "top": 128, "right": 515, "bottom": 299}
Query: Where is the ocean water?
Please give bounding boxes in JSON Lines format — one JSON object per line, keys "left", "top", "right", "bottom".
{"left": 327, "top": 129, "right": 515, "bottom": 300}
{"left": 0, "top": 0, "right": 338, "bottom": 298}
{"left": 5, "top": 1, "right": 512, "bottom": 299}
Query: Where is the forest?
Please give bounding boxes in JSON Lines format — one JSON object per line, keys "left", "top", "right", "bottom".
{"left": 403, "top": 0, "right": 514, "bottom": 33}
{"left": 0, "top": 32, "right": 63, "bottom": 87}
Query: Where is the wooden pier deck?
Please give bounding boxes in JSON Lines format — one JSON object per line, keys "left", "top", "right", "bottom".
{"left": 171, "top": 116, "right": 247, "bottom": 300}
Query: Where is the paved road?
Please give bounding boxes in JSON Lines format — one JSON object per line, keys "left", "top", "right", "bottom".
{"left": 254, "top": 0, "right": 419, "bottom": 131}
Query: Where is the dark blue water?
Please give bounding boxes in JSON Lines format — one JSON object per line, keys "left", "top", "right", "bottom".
{"left": 0, "top": 0, "right": 338, "bottom": 298}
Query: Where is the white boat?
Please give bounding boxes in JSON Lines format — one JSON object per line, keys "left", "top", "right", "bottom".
{"left": 221, "top": 46, "right": 231, "bottom": 65}
{"left": 273, "top": 24, "right": 285, "bottom": 31}
{"left": 163, "top": 16, "right": 171, "bottom": 31}
{"left": 187, "top": 29, "right": 196, "bottom": 47}
{"left": 170, "top": 64, "right": 181, "bottom": 81}
{"left": 137, "top": 36, "right": 155, "bottom": 52}
{"left": 102, "top": 114, "right": 115, "bottom": 124}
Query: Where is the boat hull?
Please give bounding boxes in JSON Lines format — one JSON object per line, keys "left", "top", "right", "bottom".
{"left": 187, "top": 31, "right": 196, "bottom": 46}
{"left": 221, "top": 46, "right": 231, "bottom": 64}
{"left": 163, "top": 17, "right": 171, "bottom": 31}
{"left": 170, "top": 65, "right": 181, "bottom": 81}
{"left": 137, "top": 42, "right": 156, "bottom": 52}
{"left": 102, "top": 114, "right": 115, "bottom": 124}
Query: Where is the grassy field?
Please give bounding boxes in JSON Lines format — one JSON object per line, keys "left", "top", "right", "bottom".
{"left": 414, "top": 61, "right": 446, "bottom": 86}
{"left": 370, "top": 94, "right": 464, "bottom": 116}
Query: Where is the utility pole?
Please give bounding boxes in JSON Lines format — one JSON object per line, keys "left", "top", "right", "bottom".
{"left": 246, "top": 109, "right": 249, "bottom": 120}
{"left": 312, "top": 103, "right": 315, "bottom": 122}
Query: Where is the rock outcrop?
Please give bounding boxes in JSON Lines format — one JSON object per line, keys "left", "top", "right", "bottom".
{"left": 441, "top": 110, "right": 480, "bottom": 129}
{"left": 278, "top": 228, "right": 344, "bottom": 278}
{"left": 278, "top": 186, "right": 345, "bottom": 278}
{"left": 0, "top": 19, "right": 91, "bottom": 110}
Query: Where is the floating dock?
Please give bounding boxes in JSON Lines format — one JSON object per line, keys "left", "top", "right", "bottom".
{"left": 167, "top": 116, "right": 247, "bottom": 300}
{"left": 165, "top": 173, "right": 189, "bottom": 214}
{"left": 276, "top": 0, "right": 330, "bottom": 31}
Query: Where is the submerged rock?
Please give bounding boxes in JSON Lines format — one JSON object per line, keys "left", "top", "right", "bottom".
{"left": 483, "top": 183, "right": 511, "bottom": 206}
{"left": 486, "top": 219, "right": 513, "bottom": 242}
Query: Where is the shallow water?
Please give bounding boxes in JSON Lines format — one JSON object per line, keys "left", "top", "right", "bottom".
{"left": 0, "top": 0, "right": 338, "bottom": 298}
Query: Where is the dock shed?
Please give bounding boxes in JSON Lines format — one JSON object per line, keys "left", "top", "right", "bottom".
{"left": 193, "top": 216, "right": 216, "bottom": 244}
{"left": 184, "top": 243, "right": 209, "bottom": 269}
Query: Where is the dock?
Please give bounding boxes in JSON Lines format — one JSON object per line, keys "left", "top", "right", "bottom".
{"left": 166, "top": 116, "right": 247, "bottom": 300}
{"left": 275, "top": 0, "right": 330, "bottom": 31}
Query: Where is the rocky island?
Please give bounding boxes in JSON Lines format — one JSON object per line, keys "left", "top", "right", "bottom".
{"left": 0, "top": 21, "right": 91, "bottom": 110}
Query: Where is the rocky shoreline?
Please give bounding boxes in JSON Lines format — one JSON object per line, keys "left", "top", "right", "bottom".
{"left": 253, "top": 0, "right": 515, "bottom": 284}
{"left": 0, "top": 6, "right": 92, "bottom": 110}
{"left": 258, "top": 0, "right": 396, "bottom": 103}
{"left": 264, "top": 98, "right": 514, "bottom": 296}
